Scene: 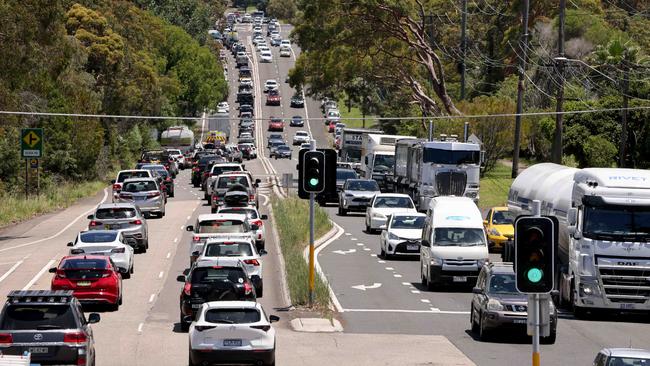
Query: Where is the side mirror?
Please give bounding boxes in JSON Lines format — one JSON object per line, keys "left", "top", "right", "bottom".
{"left": 87, "top": 214, "right": 94, "bottom": 220}
{"left": 48, "top": 267, "right": 57, "bottom": 273}
{"left": 67, "top": 242, "right": 74, "bottom": 247}
{"left": 259, "top": 249, "right": 267, "bottom": 256}
{"left": 261, "top": 215, "right": 268, "bottom": 220}
{"left": 186, "top": 225, "right": 194, "bottom": 232}
{"left": 364, "top": 156, "right": 369, "bottom": 165}
{"left": 183, "top": 316, "right": 193, "bottom": 324}
{"left": 88, "top": 313, "right": 101, "bottom": 324}
{"left": 269, "top": 315, "right": 280, "bottom": 323}
{"left": 472, "top": 287, "right": 484, "bottom": 295}
{"left": 176, "top": 275, "right": 186, "bottom": 282}
{"left": 421, "top": 240, "right": 430, "bottom": 248}
{"left": 483, "top": 220, "right": 488, "bottom": 226}
{"left": 192, "top": 251, "right": 200, "bottom": 257}
{"left": 118, "top": 267, "right": 128, "bottom": 274}
{"left": 379, "top": 225, "right": 387, "bottom": 230}
{"left": 255, "top": 178, "right": 261, "bottom": 184}
{"left": 242, "top": 165, "right": 246, "bottom": 170}
{"left": 567, "top": 207, "right": 578, "bottom": 226}
{"left": 110, "top": 179, "right": 116, "bottom": 184}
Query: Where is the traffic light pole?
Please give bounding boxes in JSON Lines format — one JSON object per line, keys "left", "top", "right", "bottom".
{"left": 531, "top": 200, "right": 541, "bottom": 366}
{"left": 308, "top": 140, "right": 316, "bottom": 308}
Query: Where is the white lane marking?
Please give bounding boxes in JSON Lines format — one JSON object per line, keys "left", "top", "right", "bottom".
{"left": 350, "top": 238, "right": 357, "bottom": 241}
{"left": 149, "top": 294, "right": 155, "bottom": 303}
{"left": 377, "top": 260, "right": 386, "bottom": 263}
{"left": 0, "top": 256, "right": 29, "bottom": 284}
{"left": 393, "top": 274, "right": 403, "bottom": 278}
{"left": 370, "top": 254, "right": 377, "bottom": 257}
{"left": 137, "top": 323, "right": 144, "bottom": 333}
{"left": 166, "top": 252, "right": 171, "bottom": 259}
{"left": 420, "top": 299, "right": 431, "bottom": 303}
{"left": 0, "top": 189, "right": 108, "bottom": 253}
{"left": 180, "top": 226, "right": 184, "bottom": 230}
{"left": 402, "top": 282, "right": 411, "bottom": 286}
{"left": 22, "top": 259, "right": 56, "bottom": 290}
{"left": 158, "top": 271, "right": 164, "bottom": 279}
{"left": 259, "top": 193, "right": 269, "bottom": 206}
{"left": 342, "top": 308, "right": 469, "bottom": 315}
{"left": 173, "top": 238, "right": 179, "bottom": 243}
{"left": 411, "top": 290, "right": 421, "bottom": 294}
{"left": 356, "top": 243, "right": 364, "bottom": 246}
{"left": 312, "top": 221, "right": 345, "bottom": 312}
{"left": 332, "top": 249, "right": 356, "bottom": 255}
{"left": 363, "top": 248, "right": 371, "bottom": 251}
{"left": 385, "top": 267, "right": 394, "bottom": 271}
{"left": 344, "top": 233, "right": 351, "bottom": 236}
{"left": 350, "top": 283, "right": 382, "bottom": 291}
{"left": 186, "top": 215, "right": 191, "bottom": 220}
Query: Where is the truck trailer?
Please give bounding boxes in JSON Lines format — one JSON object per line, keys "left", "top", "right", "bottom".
{"left": 394, "top": 137, "right": 481, "bottom": 211}
{"left": 160, "top": 126, "right": 195, "bottom": 156}
{"left": 360, "top": 133, "right": 416, "bottom": 191}
{"left": 338, "top": 128, "right": 383, "bottom": 163}
{"left": 506, "top": 163, "right": 650, "bottom": 315}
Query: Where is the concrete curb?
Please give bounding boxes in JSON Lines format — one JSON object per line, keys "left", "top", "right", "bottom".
{"left": 265, "top": 198, "right": 292, "bottom": 309}
{"left": 289, "top": 318, "right": 343, "bottom": 333}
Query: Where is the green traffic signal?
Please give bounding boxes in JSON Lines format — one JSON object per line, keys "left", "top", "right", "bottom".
{"left": 309, "top": 177, "right": 319, "bottom": 187}
{"left": 527, "top": 268, "right": 543, "bottom": 283}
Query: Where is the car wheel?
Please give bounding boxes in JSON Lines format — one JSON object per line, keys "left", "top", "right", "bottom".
{"left": 256, "top": 284, "right": 263, "bottom": 298}
{"left": 421, "top": 262, "right": 428, "bottom": 287}
{"left": 478, "top": 313, "right": 490, "bottom": 341}
{"left": 380, "top": 244, "right": 386, "bottom": 258}
{"left": 211, "top": 207, "right": 217, "bottom": 214}
{"left": 130, "top": 264, "right": 134, "bottom": 274}
{"left": 365, "top": 220, "right": 371, "bottom": 233}
{"left": 180, "top": 313, "right": 190, "bottom": 332}
{"left": 170, "top": 191, "right": 175, "bottom": 198}
{"left": 204, "top": 192, "right": 209, "bottom": 200}
{"left": 122, "top": 269, "right": 131, "bottom": 280}
{"left": 470, "top": 305, "right": 479, "bottom": 334}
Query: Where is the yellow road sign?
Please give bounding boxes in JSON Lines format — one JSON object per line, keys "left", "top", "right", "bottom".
{"left": 23, "top": 131, "right": 41, "bottom": 148}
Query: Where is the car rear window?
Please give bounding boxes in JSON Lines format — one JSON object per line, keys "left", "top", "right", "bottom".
{"left": 217, "top": 176, "right": 249, "bottom": 189}
{"left": 204, "top": 308, "right": 260, "bottom": 324}
{"left": 205, "top": 243, "right": 253, "bottom": 257}
{"left": 117, "top": 171, "right": 149, "bottom": 182}
{"left": 219, "top": 208, "right": 258, "bottom": 219}
{"left": 374, "top": 197, "right": 413, "bottom": 209}
{"left": 190, "top": 267, "right": 246, "bottom": 284}
{"left": 79, "top": 232, "right": 117, "bottom": 243}
{"left": 95, "top": 207, "right": 136, "bottom": 219}
{"left": 391, "top": 216, "right": 425, "bottom": 229}
{"left": 123, "top": 181, "right": 157, "bottom": 192}
{"left": 198, "top": 220, "right": 246, "bottom": 234}
{"left": 62, "top": 258, "right": 108, "bottom": 270}
{"left": 0, "top": 305, "right": 77, "bottom": 330}
{"left": 213, "top": 166, "right": 242, "bottom": 176}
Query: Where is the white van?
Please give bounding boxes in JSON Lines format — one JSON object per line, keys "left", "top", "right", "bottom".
{"left": 420, "top": 196, "right": 488, "bottom": 289}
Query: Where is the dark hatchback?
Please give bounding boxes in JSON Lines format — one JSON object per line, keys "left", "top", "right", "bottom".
{"left": 191, "top": 155, "right": 219, "bottom": 187}
{"left": 317, "top": 168, "right": 358, "bottom": 205}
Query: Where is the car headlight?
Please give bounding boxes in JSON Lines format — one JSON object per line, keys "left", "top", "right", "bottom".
{"left": 489, "top": 228, "right": 501, "bottom": 237}
{"left": 487, "top": 299, "right": 504, "bottom": 311}
{"left": 372, "top": 213, "right": 386, "bottom": 219}
{"left": 388, "top": 232, "right": 400, "bottom": 241}
{"left": 421, "top": 185, "right": 435, "bottom": 196}
{"left": 430, "top": 256, "right": 443, "bottom": 265}
{"left": 465, "top": 191, "right": 478, "bottom": 198}
{"left": 477, "top": 259, "right": 488, "bottom": 267}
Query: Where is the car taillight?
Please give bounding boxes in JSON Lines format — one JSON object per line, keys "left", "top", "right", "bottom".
{"left": 76, "top": 355, "right": 87, "bottom": 366}
{"left": 195, "top": 325, "right": 216, "bottom": 332}
{"left": 243, "top": 259, "right": 260, "bottom": 266}
{"left": 251, "top": 219, "right": 263, "bottom": 227}
{"left": 112, "top": 183, "right": 122, "bottom": 191}
{"left": 63, "top": 332, "right": 87, "bottom": 343}
{"left": 193, "top": 236, "right": 201, "bottom": 242}
{"left": 131, "top": 219, "right": 142, "bottom": 225}
{"left": 203, "top": 172, "right": 209, "bottom": 177}
{"left": 250, "top": 325, "right": 271, "bottom": 332}
{"left": 249, "top": 194, "right": 255, "bottom": 201}
{"left": 0, "top": 333, "right": 13, "bottom": 344}
{"left": 244, "top": 281, "right": 253, "bottom": 295}
{"left": 147, "top": 192, "right": 161, "bottom": 198}
{"left": 89, "top": 220, "right": 102, "bottom": 227}
{"left": 183, "top": 282, "right": 192, "bottom": 296}
{"left": 111, "top": 248, "right": 125, "bottom": 253}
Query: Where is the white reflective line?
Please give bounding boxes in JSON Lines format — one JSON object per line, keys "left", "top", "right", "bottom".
{"left": 420, "top": 299, "right": 430, "bottom": 303}
{"left": 350, "top": 238, "right": 357, "bottom": 241}
{"left": 22, "top": 259, "right": 56, "bottom": 290}
{"left": 411, "top": 290, "right": 421, "bottom": 294}
{"left": 149, "top": 294, "right": 155, "bottom": 303}
{"left": 0, "top": 189, "right": 109, "bottom": 253}
{"left": 158, "top": 271, "right": 164, "bottom": 279}
{"left": 393, "top": 274, "right": 403, "bottom": 278}
{"left": 370, "top": 254, "right": 377, "bottom": 257}
{"left": 166, "top": 252, "right": 171, "bottom": 259}
{"left": 344, "top": 233, "right": 351, "bottom": 236}
{"left": 259, "top": 193, "right": 269, "bottom": 206}
{"left": 0, "top": 256, "right": 28, "bottom": 284}
{"left": 174, "top": 238, "right": 179, "bottom": 243}
{"left": 186, "top": 215, "right": 191, "bottom": 220}
{"left": 180, "top": 226, "right": 184, "bottom": 230}
{"left": 137, "top": 323, "right": 144, "bottom": 333}
{"left": 377, "top": 260, "right": 386, "bottom": 263}
{"left": 385, "top": 267, "right": 394, "bottom": 271}
{"left": 342, "top": 308, "right": 468, "bottom": 315}
{"left": 401, "top": 282, "right": 411, "bottom": 286}
{"left": 363, "top": 248, "right": 371, "bottom": 251}
{"left": 356, "top": 243, "right": 364, "bottom": 246}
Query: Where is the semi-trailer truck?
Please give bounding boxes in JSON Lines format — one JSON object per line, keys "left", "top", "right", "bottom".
{"left": 505, "top": 163, "right": 650, "bottom": 315}
{"left": 360, "top": 134, "right": 416, "bottom": 191}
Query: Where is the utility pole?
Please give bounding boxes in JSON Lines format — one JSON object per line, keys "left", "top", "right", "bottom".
{"left": 512, "top": 0, "right": 530, "bottom": 178}
{"left": 552, "top": 0, "right": 566, "bottom": 164}
{"left": 620, "top": 64, "right": 630, "bottom": 167}
{"left": 460, "top": 0, "right": 468, "bottom": 100}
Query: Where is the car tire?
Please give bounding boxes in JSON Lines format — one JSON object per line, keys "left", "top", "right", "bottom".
{"left": 204, "top": 192, "right": 209, "bottom": 200}
{"left": 365, "top": 220, "right": 371, "bottom": 233}
{"left": 170, "top": 191, "right": 175, "bottom": 198}
{"left": 470, "top": 305, "right": 479, "bottom": 334}
{"left": 180, "top": 313, "right": 190, "bottom": 332}
{"left": 130, "top": 264, "right": 134, "bottom": 274}
{"left": 188, "top": 351, "right": 197, "bottom": 366}
{"left": 122, "top": 270, "right": 131, "bottom": 280}
{"left": 211, "top": 207, "right": 217, "bottom": 214}
{"left": 380, "top": 245, "right": 386, "bottom": 258}
{"left": 478, "top": 313, "right": 490, "bottom": 341}
{"left": 541, "top": 331, "right": 556, "bottom": 344}
{"left": 256, "top": 284, "right": 263, "bottom": 298}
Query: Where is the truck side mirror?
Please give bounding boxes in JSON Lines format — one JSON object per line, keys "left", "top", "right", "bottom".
{"left": 567, "top": 208, "right": 577, "bottom": 226}
{"left": 364, "top": 156, "right": 369, "bottom": 165}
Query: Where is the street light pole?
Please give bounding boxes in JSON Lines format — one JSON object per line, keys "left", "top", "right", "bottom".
{"left": 512, "top": 0, "right": 530, "bottom": 178}
{"left": 552, "top": 0, "right": 566, "bottom": 164}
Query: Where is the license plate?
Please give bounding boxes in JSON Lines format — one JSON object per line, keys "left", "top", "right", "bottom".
{"left": 76, "top": 281, "right": 91, "bottom": 287}
{"left": 28, "top": 347, "right": 48, "bottom": 354}
{"left": 453, "top": 276, "right": 467, "bottom": 282}
{"left": 191, "top": 303, "right": 202, "bottom": 309}
{"left": 223, "top": 339, "right": 242, "bottom": 347}
{"left": 620, "top": 303, "right": 636, "bottom": 310}
{"left": 135, "top": 196, "right": 146, "bottom": 201}
{"left": 104, "top": 224, "right": 112, "bottom": 230}
{"left": 513, "top": 319, "right": 527, "bottom": 324}
{"left": 407, "top": 244, "right": 419, "bottom": 251}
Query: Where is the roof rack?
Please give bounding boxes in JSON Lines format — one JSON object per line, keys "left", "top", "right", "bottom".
{"left": 7, "top": 290, "right": 74, "bottom": 304}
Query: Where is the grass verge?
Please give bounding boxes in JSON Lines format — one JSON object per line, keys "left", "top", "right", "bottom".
{"left": 338, "top": 99, "right": 376, "bottom": 129}
{"left": 0, "top": 180, "right": 107, "bottom": 229}
{"left": 479, "top": 163, "right": 513, "bottom": 209}
{"left": 271, "top": 196, "right": 333, "bottom": 310}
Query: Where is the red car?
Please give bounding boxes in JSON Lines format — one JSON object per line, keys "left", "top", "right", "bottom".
{"left": 50, "top": 255, "right": 124, "bottom": 310}
{"left": 328, "top": 120, "right": 336, "bottom": 133}
{"left": 268, "top": 117, "right": 284, "bottom": 131}
{"left": 266, "top": 90, "right": 281, "bottom": 106}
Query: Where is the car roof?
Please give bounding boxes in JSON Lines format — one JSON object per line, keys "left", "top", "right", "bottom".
{"left": 79, "top": 230, "right": 119, "bottom": 236}
{"left": 375, "top": 193, "right": 411, "bottom": 198}
{"left": 197, "top": 213, "right": 248, "bottom": 222}
{"left": 97, "top": 202, "right": 138, "bottom": 209}
{"left": 390, "top": 212, "right": 426, "bottom": 218}
{"left": 61, "top": 254, "right": 110, "bottom": 262}
{"left": 194, "top": 257, "right": 244, "bottom": 268}
{"left": 602, "top": 348, "right": 650, "bottom": 358}
{"left": 118, "top": 169, "right": 149, "bottom": 174}
{"left": 204, "top": 234, "right": 254, "bottom": 244}
{"left": 485, "top": 262, "right": 514, "bottom": 274}
{"left": 123, "top": 177, "right": 158, "bottom": 183}
{"left": 203, "top": 300, "right": 261, "bottom": 310}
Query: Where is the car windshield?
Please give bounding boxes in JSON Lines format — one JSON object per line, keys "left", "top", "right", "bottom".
{"left": 391, "top": 216, "right": 425, "bottom": 229}
{"left": 583, "top": 205, "right": 650, "bottom": 241}
{"left": 336, "top": 170, "right": 357, "bottom": 181}
{"left": 423, "top": 147, "right": 480, "bottom": 165}
{"left": 95, "top": 207, "right": 136, "bottom": 219}
{"left": 204, "top": 243, "right": 253, "bottom": 257}
{"left": 296, "top": 132, "right": 308, "bottom": 136}
{"left": 488, "top": 273, "right": 518, "bottom": 295}
{"left": 278, "top": 146, "right": 290, "bottom": 151}
{"left": 346, "top": 180, "right": 379, "bottom": 191}
{"left": 204, "top": 308, "right": 260, "bottom": 324}
{"left": 190, "top": 267, "right": 245, "bottom": 284}
{"left": 80, "top": 232, "right": 117, "bottom": 243}
{"left": 197, "top": 220, "right": 246, "bottom": 234}
{"left": 433, "top": 228, "right": 485, "bottom": 246}
{"left": 123, "top": 181, "right": 157, "bottom": 192}
{"left": 62, "top": 258, "right": 107, "bottom": 269}
{"left": 217, "top": 176, "right": 249, "bottom": 189}
{"left": 213, "top": 166, "right": 241, "bottom": 176}
{"left": 374, "top": 197, "right": 414, "bottom": 209}
{"left": 374, "top": 155, "right": 395, "bottom": 172}
{"left": 492, "top": 210, "right": 514, "bottom": 225}
{"left": 605, "top": 357, "right": 650, "bottom": 366}
{"left": 117, "top": 171, "right": 149, "bottom": 182}
{"left": 0, "top": 305, "right": 77, "bottom": 330}
{"left": 219, "top": 208, "right": 258, "bottom": 219}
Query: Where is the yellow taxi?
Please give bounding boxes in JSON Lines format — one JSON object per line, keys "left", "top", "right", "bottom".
{"left": 483, "top": 206, "right": 514, "bottom": 252}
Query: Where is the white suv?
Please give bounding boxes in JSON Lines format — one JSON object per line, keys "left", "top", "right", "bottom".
{"left": 264, "top": 79, "right": 278, "bottom": 93}
{"left": 292, "top": 130, "right": 310, "bottom": 145}
{"left": 365, "top": 193, "right": 417, "bottom": 233}
{"left": 188, "top": 301, "right": 279, "bottom": 366}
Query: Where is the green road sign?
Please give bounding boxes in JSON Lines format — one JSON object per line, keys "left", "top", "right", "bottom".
{"left": 21, "top": 128, "right": 43, "bottom": 158}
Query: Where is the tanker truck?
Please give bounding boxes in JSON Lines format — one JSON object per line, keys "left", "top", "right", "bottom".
{"left": 505, "top": 163, "right": 650, "bottom": 315}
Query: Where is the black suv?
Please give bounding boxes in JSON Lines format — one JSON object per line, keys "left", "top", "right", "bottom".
{"left": 192, "top": 155, "right": 219, "bottom": 187}
{"left": 0, "top": 290, "right": 100, "bottom": 365}
{"left": 177, "top": 259, "right": 256, "bottom": 331}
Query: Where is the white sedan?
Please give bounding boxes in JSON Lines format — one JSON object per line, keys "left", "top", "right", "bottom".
{"left": 188, "top": 301, "right": 279, "bottom": 366}
{"left": 379, "top": 212, "right": 426, "bottom": 258}
{"left": 68, "top": 230, "right": 135, "bottom": 278}
{"left": 365, "top": 193, "right": 417, "bottom": 233}
{"left": 264, "top": 79, "right": 278, "bottom": 93}
{"left": 260, "top": 50, "right": 273, "bottom": 63}
{"left": 217, "top": 102, "right": 229, "bottom": 113}
{"left": 280, "top": 47, "right": 291, "bottom": 57}
{"left": 293, "top": 130, "right": 311, "bottom": 145}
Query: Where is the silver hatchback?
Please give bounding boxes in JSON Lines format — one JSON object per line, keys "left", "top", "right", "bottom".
{"left": 87, "top": 203, "right": 149, "bottom": 253}
{"left": 114, "top": 178, "right": 166, "bottom": 218}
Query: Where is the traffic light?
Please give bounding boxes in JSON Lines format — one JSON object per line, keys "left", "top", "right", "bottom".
{"left": 301, "top": 150, "right": 325, "bottom": 193}
{"left": 515, "top": 216, "right": 555, "bottom": 293}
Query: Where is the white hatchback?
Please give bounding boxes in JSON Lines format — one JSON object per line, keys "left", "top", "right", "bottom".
{"left": 365, "top": 193, "right": 417, "bottom": 233}
{"left": 188, "top": 301, "right": 278, "bottom": 366}
{"left": 264, "top": 79, "right": 278, "bottom": 92}
{"left": 260, "top": 50, "right": 273, "bottom": 63}
{"left": 379, "top": 212, "right": 426, "bottom": 258}
{"left": 292, "top": 131, "right": 310, "bottom": 145}
{"left": 68, "top": 230, "right": 135, "bottom": 278}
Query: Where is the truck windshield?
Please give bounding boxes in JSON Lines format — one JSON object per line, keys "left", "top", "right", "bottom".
{"left": 433, "top": 228, "right": 485, "bottom": 246}
{"left": 423, "top": 148, "right": 480, "bottom": 165}
{"left": 374, "top": 154, "right": 395, "bottom": 172}
{"left": 583, "top": 205, "right": 650, "bottom": 241}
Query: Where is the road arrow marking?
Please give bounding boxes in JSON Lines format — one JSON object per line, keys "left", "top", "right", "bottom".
{"left": 332, "top": 249, "right": 356, "bottom": 255}
{"left": 351, "top": 283, "right": 382, "bottom": 291}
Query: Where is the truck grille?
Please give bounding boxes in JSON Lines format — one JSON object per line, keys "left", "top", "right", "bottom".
{"left": 599, "top": 266, "right": 650, "bottom": 302}
{"left": 436, "top": 171, "right": 467, "bottom": 196}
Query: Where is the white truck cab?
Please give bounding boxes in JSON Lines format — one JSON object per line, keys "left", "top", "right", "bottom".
{"left": 420, "top": 196, "right": 489, "bottom": 289}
